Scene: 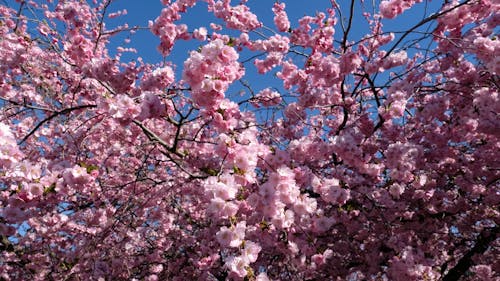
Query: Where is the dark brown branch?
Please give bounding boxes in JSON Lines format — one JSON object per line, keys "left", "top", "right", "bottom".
{"left": 132, "top": 120, "right": 179, "bottom": 156}
{"left": 341, "top": 0, "right": 355, "bottom": 52}
{"left": 19, "top": 104, "right": 96, "bottom": 145}
{"left": 94, "top": 0, "right": 112, "bottom": 52}
{"left": 384, "top": 0, "right": 472, "bottom": 59}
{"left": 13, "top": 0, "right": 25, "bottom": 32}
{"left": 363, "top": 74, "right": 385, "bottom": 134}
{"left": 441, "top": 226, "right": 499, "bottom": 281}
{"left": 0, "top": 96, "right": 55, "bottom": 112}
{"left": 335, "top": 80, "right": 349, "bottom": 135}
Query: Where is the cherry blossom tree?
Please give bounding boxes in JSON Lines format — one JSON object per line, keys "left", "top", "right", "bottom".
{"left": 0, "top": 0, "right": 498, "bottom": 280}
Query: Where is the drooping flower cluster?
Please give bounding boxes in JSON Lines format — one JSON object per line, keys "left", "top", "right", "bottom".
{"left": 252, "top": 34, "right": 290, "bottom": 74}
{"left": 272, "top": 2, "right": 290, "bottom": 32}
{"left": 150, "top": 0, "right": 196, "bottom": 55}
{"left": 183, "top": 39, "right": 243, "bottom": 107}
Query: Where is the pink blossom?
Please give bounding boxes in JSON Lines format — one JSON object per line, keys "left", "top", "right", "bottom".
{"left": 252, "top": 88, "right": 282, "bottom": 107}
{"left": 389, "top": 183, "right": 405, "bottom": 199}
{"left": 211, "top": 2, "right": 261, "bottom": 32}
{"left": 62, "top": 165, "right": 91, "bottom": 185}
{"left": 142, "top": 66, "right": 175, "bottom": 90}
{"left": 379, "top": 1, "right": 399, "bottom": 19}
{"left": 10, "top": 161, "right": 41, "bottom": 180}
{"left": 272, "top": 3, "right": 290, "bottom": 32}
{"left": 311, "top": 248, "right": 333, "bottom": 267}
{"left": 380, "top": 0, "right": 418, "bottom": 19}
{"left": 272, "top": 209, "right": 295, "bottom": 229}
{"left": 193, "top": 27, "right": 208, "bottom": 41}
{"left": 205, "top": 175, "right": 238, "bottom": 200}
{"left": 0, "top": 122, "right": 23, "bottom": 168}
{"left": 183, "top": 38, "right": 243, "bottom": 107}
{"left": 241, "top": 241, "right": 261, "bottom": 263}
{"left": 312, "top": 215, "right": 335, "bottom": 233}
{"left": 63, "top": 34, "right": 93, "bottom": 65}
{"left": 225, "top": 255, "right": 248, "bottom": 278}
{"left": 470, "top": 265, "right": 493, "bottom": 280}
{"left": 108, "top": 94, "right": 140, "bottom": 121}
{"left": 293, "top": 195, "right": 317, "bottom": 216}
{"left": 216, "top": 221, "right": 246, "bottom": 248}
{"left": 137, "top": 92, "right": 166, "bottom": 120}
{"left": 207, "top": 197, "right": 238, "bottom": 218}
{"left": 218, "top": 45, "right": 238, "bottom": 63}
{"left": 255, "top": 272, "right": 270, "bottom": 281}
{"left": 383, "top": 50, "right": 408, "bottom": 69}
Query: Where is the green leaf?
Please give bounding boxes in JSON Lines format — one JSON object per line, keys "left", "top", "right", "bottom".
{"left": 233, "top": 166, "right": 245, "bottom": 175}
{"left": 44, "top": 183, "right": 56, "bottom": 195}
{"left": 226, "top": 37, "right": 236, "bottom": 47}
{"left": 201, "top": 167, "right": 219, "bottom": 176}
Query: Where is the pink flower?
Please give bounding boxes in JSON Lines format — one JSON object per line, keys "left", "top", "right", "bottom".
{"left": 386, "top": 142, "right": 422, "bottom": 183}
{"left": 0, "top": 123, "right": 23, "bottom": 168}
{"left": 380, "top": 0, "right": 419, "bottom": 19}
{"left": 471, "top": 265, "right": 492, "bottom": 280}
{"left": 217, "top": 226, "right": 234, "bottom": 247}
{"left": 259, "top": 182, "right": 276, "bottom": 203}
{"left": 311, "top": 248, "right": 333, "bottom": 267}
{"left": 255, "top": 272, "right": 270, "bottom": 281}
{"left": 218, "top": 45, "right": 238, "bottom": 63}
{"left": 276, "top": 182, "right": 300, "bottom": 205}
{"left": 252, "top": 88, "right": 282, "bottom": 107}
{"left": 63, "top": 34, "right": 93, "bottom": 65}
{"left": 254, "top": 52, "right": 284, "bottom": 73}
{"left": 62, "top": 165, "right": 91, "bottom": 185}
{"left": 216, "top": 223, "right": 245, "bottom": 248}
{"left": 241, "top": 241, "right": 261, "bottom": 263}
{"left": 152, "top": 66, "right": 175, "bottom": 86}
{"left": 312, "top": 215, "right": 335, "bottom": 233}
{"left": 380, "top": 0, "right": 399, "bottom": 19}
{"left": 383, "top": 51, "right": 408, "bottom": 69}
{"left": 207, "top": 197, "right": 238, "bottom": 218}
{"left": 109, "top": 94, "right": 140, "bottom": 120}
{"left": 273, "top": 3, "right": 290, "bottom": 32}
{"left": 211, "top": 2, "right": 261, "bottom": 32}
{"left": 182, "top": 39, "right": 243, "bottom": 107}
{"left": 271, "top": 209, "right": 295, "bottom": 229}
{"left": 225, "top": 255, "right": 248, "bottom": 278}
{"left": 389, "top": 183, "right": 405, "bottom": 199}
{"left": 8, "top": 161, "right": 41, "bottom": 180}
{"left": 205, "top": 175, "right": 238, "bottom": 200}
{"left": 137, "top": 92, "right": 166, "bottom": 120}
{"left": 193, "top": 27, "right": 208, "bottom": 41}
{"left": 293, "top": 195, "right": 317, "bottom": 215}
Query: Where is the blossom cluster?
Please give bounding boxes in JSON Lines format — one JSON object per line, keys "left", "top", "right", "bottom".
{"left": 0, "top": 123, "right": 23, "bottom": 168}
{"left": 379, "top": 0, "right": 421, "bottom": 19}
{"left": 183, "top": 39, "right": 243, "bottom": 108}
{"left": 211, "top": 1, "right": 262, "bottom": 32}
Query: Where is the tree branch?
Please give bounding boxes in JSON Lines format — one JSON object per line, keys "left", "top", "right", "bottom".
{"left": 384, "top": 0, "right": 472, "bottom": 59}
{"left": 19, "top": 104, "right": 96, "bottom": 145}
{"left": 441, "top": 226, "right": 499, "bottom": 281}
